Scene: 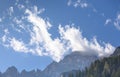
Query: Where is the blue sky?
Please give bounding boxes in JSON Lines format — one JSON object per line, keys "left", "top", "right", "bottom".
{"left": 0, "top": 0, "right": 120, "bottom": 72}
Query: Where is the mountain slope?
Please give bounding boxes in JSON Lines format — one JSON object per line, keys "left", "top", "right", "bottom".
{"left": 2, "top": 66, "right": 19, "bottom": 77}
{"left": 0, "top": 67, "right": 42, "bottom": 77}
{"left": 43, "top": 51, "right": 97, "bottom": 77}
{"left": 61, "top": 47, "right": 120, "bottom": 77}
{"left": 20, "top": 69, "right": 42, "bottom": 77}
{"left": 0, "top": 51, "right": 98, "bottom": 77}
{"left": 111, "top": 46, "right": 120, "bottom": 56}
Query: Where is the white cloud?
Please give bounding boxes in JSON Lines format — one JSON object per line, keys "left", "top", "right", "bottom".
{"left": 33, "top": 6, "right": 45, "bottom": 15}
{"left": 0, "top": 5, "right": 115, "bottom": 62}
{"left": 105, "top": 19, "right": 111, "bottom": 25}
{"left": 1, "top": 29, "right": 29, "bottom": 52}
{"left": 13, "top": 17, "right": 22, "bottom": 24}
{"left": 1, "top": 29, "right": 10, "bottom": 47}
{"left": 1, "top": 29, "right": 9, "bottom": 43}
{"left": 25, "top": 8, "right": 66, "bottom": 62}
{"left": 12, "top": 16, "right": 27, "bottom": 33}
{"left": 8, "top": 6, "right": 14, "bottom": 16}
{"left": 67, "top": 0, "right": 88, "bottom": 8}
{"left": 80, "top": 3, "right": 88, "bottom": 8}
{"left": 67, "top": 0, "right": 72, "bottom": 6}
{"left": 4, "top": 29, "right": 9, "bottom": 34}
{"left": 2, "top": 35, "right": 7, "bottom": 43}
{"left": 9, "top": 38, "right": 29, "bottom": 53}
{"left": 59, "top": 25, "right": 115, "bottom": 57}
{"left": 114, "top": 14, "right": 120, "bottom": 30}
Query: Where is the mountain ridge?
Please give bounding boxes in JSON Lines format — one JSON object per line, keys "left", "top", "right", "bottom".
{"left": 41, "top": 51, "right": 98, "bottom": 77}
{"left": 0, "top": 51, "right": 98, "bottom": 77}
{"left": 61, "top": 47, "right": 120, "bottom": 77}
{"left": 111, "top": 46, "right": 120, "bottom": 56}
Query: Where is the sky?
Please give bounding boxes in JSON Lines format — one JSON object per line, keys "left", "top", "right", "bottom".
{"left": 0, "top": 0, "right": 120, "bottom": 72}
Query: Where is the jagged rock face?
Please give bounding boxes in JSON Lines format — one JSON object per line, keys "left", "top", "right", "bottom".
{"left": 2, "top": 66, "right": 19, "bottom": 77}
{"left": 0, "top": 51, "right": 98, "bottom": 77}
{"left": 43, "top": 51, "right": 97, "bottom": 77}
{"left": 20, "top": 69, "right": 42, "bottom": 77}
{"left": 0, "top": 67, "right": 42, "bottom": 77}
{"left": 111, "top": 46, "right": 120, "bottom": 56}
{"left": 20, "top": 70, "right": 36, "bottom": 77}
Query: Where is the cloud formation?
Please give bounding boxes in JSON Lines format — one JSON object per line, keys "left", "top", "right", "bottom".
{"left": 0, "top": 4, "right": 115, "bottom": 62}
{"left": 105, "top": 19, "right": 112, "bottom": 25}
{"left": 67, "top": 0, "right": 88, "bottom": 8}
{"left": 25, "top": 8, "right": 66, "bottom": 62}
{"left": 8, "top": 6, "right": 14, "bottom": 16}
{"left": 114, "top": 13, "right": 120, "bottom": 30}
{"left": 59, "top": 25, "right": 115, "bottom": 57}
{"left": 9, "top": 38, "right": 29, "bottom": 53}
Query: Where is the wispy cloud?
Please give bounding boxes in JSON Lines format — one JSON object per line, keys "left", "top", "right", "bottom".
{"left": 9, "top": 38, "right": 29, "bottom": 53}
{"left": 1, "top": 29, "right": 10, "bottom": 47}
{"left": 12, "top": 17, "right": 26, "bottom": 33}
{"left": 32, "top": 6, "right": 45, "bottom": 15}
{"left": 8, "top": 6, "right": 14, "bottom": 16}
{"left": 114, "top": 13, "right": 120, "bottom": 30}
{"left": 59, "top": 25, "right": 115, "bottom": 57}
{"left": 2, "top": 29, "right": 9, "bottom": 43}
{"left": 67, "top": 0, "right": 88, "bottom": 8}
{"left": 67, "top": 0, "right": 72, "bottom": 6}
{"left": 105, "top": 19, "right": 112, "bottom": 25}
{"left": 25, "top": 8, "right": 66, "bottom": 62}
{"left": 0, "top": 4, "right": 115, "bottom": 62}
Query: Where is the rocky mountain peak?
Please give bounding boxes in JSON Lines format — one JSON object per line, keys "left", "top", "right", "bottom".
{"left": 43, "top": 51, "right": 97, "bottom": 77}
{"left": 6, "top": 66, "right": 18, "bottom": 73}
{"left": 111, "top": 46, "right": 120, "bottom": 56}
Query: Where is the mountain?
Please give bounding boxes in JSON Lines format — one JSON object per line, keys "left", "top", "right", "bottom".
{"left": 43, "top": 51, "right": 97, "bottom": 77}
{"left": 61, "top": 48, "right": 120, "bottom": 77}
{"left": 0, "top": 51, "right": 97, "bottom": 77}
{"left": 0, "top": 67, "right": 42, "bottom": 77}
{"left": 1, "top": 47, "right": 120, "bottom": 77}
{"left": 111, "top": 46, "right": 120, "bottom": 56}
{"left": 2, "top": 66, "right": 19, "bottom": 77}
{"left": 0, "top": 72, "right": 2, "bottom": 77}
{"left": 20, "top": 69, "right": 44, "bottom": 77}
